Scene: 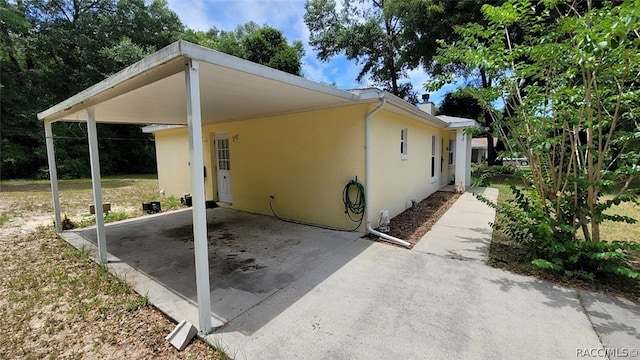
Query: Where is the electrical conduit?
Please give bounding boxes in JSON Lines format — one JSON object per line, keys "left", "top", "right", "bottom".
{"left": 365, "top": 94, "right": 412, "bottom": 248}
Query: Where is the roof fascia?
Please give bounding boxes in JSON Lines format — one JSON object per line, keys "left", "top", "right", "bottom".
{"left": 38, "top": 42, "right": 185, "bottom": 122}
{"left": 381, "top": 92, "right": 449, "bottom": 128}
{"left": 178, "top": 41, "right": 360, "bottom": 102}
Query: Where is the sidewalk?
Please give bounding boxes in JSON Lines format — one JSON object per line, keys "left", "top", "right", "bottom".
{"left": 413, "top": 187, "right": 498, "bottom": 262}
{"left": 206, "top": 187, "right": 640, "bottom": 359}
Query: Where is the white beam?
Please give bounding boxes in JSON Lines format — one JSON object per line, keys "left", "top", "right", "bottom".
{"left": 185, "top": 59, "right": 212, "bottom": 334}
{"left": 465, "top": 133, "right": 472, "bottom": 187}
{"left": 44, "top": 122, "right": 62, "bottom": 231}
{"left": 87, "top": 108, "right": 107, "bottom": 263}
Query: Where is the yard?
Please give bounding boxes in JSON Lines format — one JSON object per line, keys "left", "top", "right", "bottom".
{"left": 0, "top": 175, "right": 226, "bottom": 359}
{"left": 0, "top": 174, "right": 461, "bottom": 358}
{"left": 485, "top": 174, "right": 640, "bottom": 301}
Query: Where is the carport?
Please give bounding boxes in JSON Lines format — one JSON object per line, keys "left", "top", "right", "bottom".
{"left": 38, "top": 40, "right": 366, "bottom": 334}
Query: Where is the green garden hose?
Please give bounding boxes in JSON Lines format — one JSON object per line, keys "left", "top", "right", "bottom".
{"left": 343, "top": 178, "right": 365, "bottom": 224}
{"left": 268, "top": 178, "right": 366, "bottom": 232}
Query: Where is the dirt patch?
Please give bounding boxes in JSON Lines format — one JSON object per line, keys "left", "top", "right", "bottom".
{"left": 371, "top": 191, "right": 459, "bottom": 247}
{"left": 221, "top": 257, "right": 265, "bottom": 274}
{"left": 0, "top": 176, "right": 226, "bottom": 359}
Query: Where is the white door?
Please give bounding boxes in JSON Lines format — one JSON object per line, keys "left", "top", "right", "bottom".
{"left": 215, "top": 133, "right": 232, "bottom": 203}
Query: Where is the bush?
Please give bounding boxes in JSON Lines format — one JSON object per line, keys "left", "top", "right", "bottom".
{"left": 471, "top": 164, "right": 518, "bottom": 187}
{"left": 478, "top": 184, "right": 640, "bottom": 281}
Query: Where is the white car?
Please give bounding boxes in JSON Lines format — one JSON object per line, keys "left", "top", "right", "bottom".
{"left": 503, "top": 157, "right": 529, "bottom": 167}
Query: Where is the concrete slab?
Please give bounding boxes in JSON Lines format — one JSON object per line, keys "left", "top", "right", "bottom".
{"left": 209, "top": 241, "right": 604, "bottom": 359}
{"left": 65, "top": 208, "right": 363, "bottom": 330}
{"left": 413, "top": 188, "right": 498, "bottom": 262}
{"left": 414, "top": 226, "right": 492, "bottom": 261}
{"left": 59, "top": 187, "right": 638, "bottom": 360}
{"left": 581, "top": 291, "right": 640, "bottom": 360}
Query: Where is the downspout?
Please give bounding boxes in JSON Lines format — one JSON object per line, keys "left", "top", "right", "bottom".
{"left": 365, "top": 94, "right": 412, "bottom": 248}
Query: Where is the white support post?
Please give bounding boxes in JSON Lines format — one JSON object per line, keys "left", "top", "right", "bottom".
{"left": 44, "top": 121, "right": 62, "bottom": 231}
{"left": 455, "top": 128, "right": 469, "bottom": 192}
{"left": 465, "top": 132, "right": 472, "bottom": 187}
{"left": 185, "top": 59, "right": 212, "bottom": 334}
{"left": 87, "top": 108, "right": 108, "bottom": 263}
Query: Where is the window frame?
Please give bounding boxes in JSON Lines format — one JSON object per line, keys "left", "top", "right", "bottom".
{"left": 400, "top": 128, "right": 408, "bottom": 160}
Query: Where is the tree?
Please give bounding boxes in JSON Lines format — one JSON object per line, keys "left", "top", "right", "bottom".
{"left": 304, "top": 0, "right": 416, "bottom": 101}
{"left": 0, "top": 0, "right": 184, "bottom": 179}
{"left": 433, "top": 0, "right": 640, "bottom": 279}
{"left": 182, "top": 22, "right": 304, "bottom": 76}
{"left": 304, "top": 0, "right": 497, "bottom": 104}
{"left": 242, "top": 27, "right": 304, "bottom": 75}
{"left": 437, "top": 91, "right": 483, "bottom": 120}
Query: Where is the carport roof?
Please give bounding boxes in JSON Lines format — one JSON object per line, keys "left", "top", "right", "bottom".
{"left": 37, "top": 40, "right": 449, "bottom": 128}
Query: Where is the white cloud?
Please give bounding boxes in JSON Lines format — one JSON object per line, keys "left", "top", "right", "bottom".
{"left": 167, "top": 0, "right": 212, "bottom": 30}
{"left": 166, "top": 0, "right": 366, "bottom": 90}
{"left": 407, "top": 67, "right": 430, "bottom": 96}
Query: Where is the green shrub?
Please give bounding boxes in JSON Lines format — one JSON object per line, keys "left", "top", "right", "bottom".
{"left": 478, "top": 184, "right": 640, "bottom": 281}
{"left": 471, "top": 164, "right": 518, "bottom": 187}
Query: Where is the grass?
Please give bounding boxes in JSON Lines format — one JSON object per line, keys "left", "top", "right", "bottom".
{"left": 0, "top": 175, "right": 227, "bottom": 359}
{"left": 0, "top": 212, "right": 11, "bottom": 226}
{"left": 485, "top": 174, "right": 640, "bottom": 301}
{"left": 0, "top": 174, "right": 186, "bottom": 229}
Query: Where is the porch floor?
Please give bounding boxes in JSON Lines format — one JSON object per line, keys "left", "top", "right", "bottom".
{"left": 62, "top": 207, "right": 364, "bottom": 329}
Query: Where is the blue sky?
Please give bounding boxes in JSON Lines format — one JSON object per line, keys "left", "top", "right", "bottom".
{"left": 166, "top": 0, "right": 456, "bottom": 105}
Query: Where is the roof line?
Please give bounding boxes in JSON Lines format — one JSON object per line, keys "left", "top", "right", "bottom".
{"left": 38, "top": 42, "right": 185, "bottom": 121}
{"left": 38, "top": 40, "right": 360, "bottom": 122}
{"left": 178, "top": 41, "right": 359, "bottom": 102}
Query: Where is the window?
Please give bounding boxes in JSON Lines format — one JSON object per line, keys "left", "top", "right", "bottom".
{"left": 431, "top": 135, "right": 437, "bottom": 181}
{"left": 448, "top": 139, "right": 455, "bottom": 166}
{"left": 400, "top": 128, "right": 408, "bottom": 159}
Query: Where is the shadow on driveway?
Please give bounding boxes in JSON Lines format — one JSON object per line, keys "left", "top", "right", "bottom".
{"left": 71, "top": 207, "right": 367, "bottom": 335}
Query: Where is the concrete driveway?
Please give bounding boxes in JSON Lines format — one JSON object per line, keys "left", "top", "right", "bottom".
{"left": 62, "top": 190, "right": 640, "bottom": 360}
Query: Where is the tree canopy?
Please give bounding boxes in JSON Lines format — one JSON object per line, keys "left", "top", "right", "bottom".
{"left": 430, "top": 0, "right": 640, "bottom": 280}
{"left": 304, "top": 0, "right": 494, "bottom": 103}
{"left": 0, "top": 1, "right": 303, "bottom": 180}
{"left": 182, "top": 22, "right": 305, "bottom": 76}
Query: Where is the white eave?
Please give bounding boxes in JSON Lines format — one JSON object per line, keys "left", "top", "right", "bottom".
{"left": 141, "top": 124, "right": 184, "bottom": 133}
{"left": 38, "top": 41, "right": 360, "bottom": 125}
{"left": 437, "top": 115, "right": 479, "bottom": 129}
{"left": 353, "top": 88, "right": 449, "bottom": 128}
{"left": 37, "top": 40, "right": 477, "bottom": 131}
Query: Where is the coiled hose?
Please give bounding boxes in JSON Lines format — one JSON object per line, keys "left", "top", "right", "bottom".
{"left": 268, "top": 178, "right": 366, "bottom": 232}
{"left": 343, "top": 179, "right": 365, "bottom": 225}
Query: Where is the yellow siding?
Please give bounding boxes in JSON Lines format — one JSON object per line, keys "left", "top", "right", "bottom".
{"left": 154, "top": 104, "right": 460, "bottom": 232}
{"left": 369, "top": 109, "right": 446, "bottom": 222}
{"left": 155, "top": 105, "right": 367, "bottom": 230}
{"left": 154, "top": 128, "right": 191, "bottom": 199}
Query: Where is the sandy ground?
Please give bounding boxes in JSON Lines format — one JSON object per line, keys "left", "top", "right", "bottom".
{"left": 0, "top": 181, "right": 225, "bottom": 359}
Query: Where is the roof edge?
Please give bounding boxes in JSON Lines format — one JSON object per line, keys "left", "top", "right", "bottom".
{"left": 437, "top": 115, "right": 479, "bottom": 128}
{"left": 381, "top": 92, "right": 449, "bottom": 128}
{"left": 178, "top": 41, "right": 360, "bottom": 103}
{"left": 38, "top": 42, "right": 185, "bottom": 121}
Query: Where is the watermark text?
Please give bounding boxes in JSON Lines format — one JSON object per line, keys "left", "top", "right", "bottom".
{"left": 577, "top": 348, "right": 639, "bottom": 358}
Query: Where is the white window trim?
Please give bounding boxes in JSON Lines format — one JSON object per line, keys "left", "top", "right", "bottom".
{"left": 401, "top": 128, "right": 408, "bottom": 160}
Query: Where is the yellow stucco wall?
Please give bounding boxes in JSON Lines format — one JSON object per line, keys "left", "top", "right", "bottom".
{"left": 154, "top": 128, "right": 191, "bottom": 199}
{"left": 155, "top": 105, "right": 367, "bottom": 230}
{"left": 154, "top": 104, "right": 459, "bottom": 232}
{"left": 368, "top": 109, "right": 451, "bottom": 223}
